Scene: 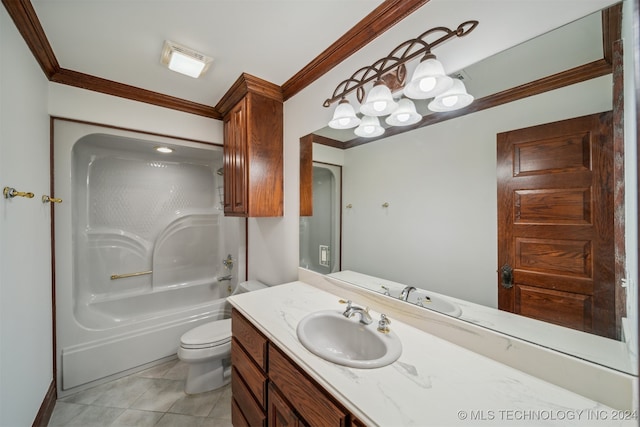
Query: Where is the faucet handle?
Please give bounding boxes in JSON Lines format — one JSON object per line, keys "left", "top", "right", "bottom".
{"left": 338, "top": 299, "right": 352, "bottom": 309}
{"left": 377, "top": 314, "right": 391, "bottom": 334}
{"left": 380, "top": 285, "right": 390, "bottom": 296}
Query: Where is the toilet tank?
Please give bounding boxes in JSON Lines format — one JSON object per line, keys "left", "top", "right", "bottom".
{"left": 233, "top": 280, "right": 267, "bottom": 295}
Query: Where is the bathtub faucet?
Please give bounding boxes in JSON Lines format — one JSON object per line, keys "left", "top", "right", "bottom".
{"left": 217, "top": 275, "right": 232, "bottom": 282}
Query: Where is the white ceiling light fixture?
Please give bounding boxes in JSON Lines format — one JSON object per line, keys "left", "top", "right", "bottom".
{"left": 403, "top": 53, "right": 453, "bottom": 99}
{"left": 328, "top": 98, "right": 361, "bottom": 129}
{"left": 359, "top": 80, "right": 398, "bottom": 116}
{"left": 385, "top": 98, "right": 422, "bottom": 126}
{"left": 160, "top": 40, "right": 213, "bottom": 78}
{"left": 155, "top": 146, "right": 174, "bottom": 153}
{"left": 354, "top": 115, "right": 385, "bottom": 138}
{"left": 428, "top": 78, "right": 474, "bottom": 112}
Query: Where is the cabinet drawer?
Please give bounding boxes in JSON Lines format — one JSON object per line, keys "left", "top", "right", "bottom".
{"left": 232, "top": 309, "right": 268, "bottom": 370}
{"left": 232, "top": 398, "right": 250, "bottom": 427}
{"left": 269, "top": 345, "right": 347, "bottom": 427}
{"left": 232, "top": 369, "right": 266, "bottom": 427}
{"left": 232, "top": 338, "right": 268, "bottom": 407}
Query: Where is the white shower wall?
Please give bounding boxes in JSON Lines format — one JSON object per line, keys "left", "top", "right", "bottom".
{"left": 54, "top": 120, "right": 246, "bottom": 394}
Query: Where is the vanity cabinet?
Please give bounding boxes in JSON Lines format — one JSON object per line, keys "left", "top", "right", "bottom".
{"left": 231, "top": 308, "right": 269, "bottom": 426}
{"left": 231, "top": 309, "right": 363, "bottom": 427}
{"left": 220, "top": 73, "right": 283, "bottom": 217}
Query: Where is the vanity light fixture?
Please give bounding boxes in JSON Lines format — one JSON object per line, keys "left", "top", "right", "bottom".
{"left": 160, "top": 40, "right": 213, "bottom": 78}
{"left": 403, "top": 53, "right": 453, "bottom": 99}
{"left": 323, "top": 20, "right": 478, "bottom": 137}
{"left": 354, "top": 115, "right": 385, "bottom": 138}
{"left": 427, "top": 78, "right": 474, "bottom": 112}
{"left": 328, "top": 98, "right": 361, "bottom": 129}
{"left": 155, "top": 146, "right": 174, "bottom": 153}
{"left": 359, "top": 80, "right": 398, "bottom": 116}
{"left": 386, "top": 98, "right": 422, "bottom": 126}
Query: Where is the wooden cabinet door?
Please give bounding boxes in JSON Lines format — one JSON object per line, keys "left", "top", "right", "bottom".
{"left": 268, "top": 383, "right": 306, "bottom": 427}
{"left": 223, "top": 98, "right": 247, "bottom": 215}
{"left": 497, "top": 111, "right": 615, "bottom": 338}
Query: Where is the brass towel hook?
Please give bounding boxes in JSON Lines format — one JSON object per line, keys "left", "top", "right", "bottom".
{"left": 42, "top": 195, "right": 63, "bottom": 204}
{"left": 3, "top": 187, "right": 34, "bottom": 199}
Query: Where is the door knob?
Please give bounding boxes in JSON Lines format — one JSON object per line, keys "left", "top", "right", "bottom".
{"left": 500, "top": 264, "right": 513, "bottom": 289}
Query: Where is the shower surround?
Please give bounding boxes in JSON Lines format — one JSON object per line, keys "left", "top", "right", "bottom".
{"left": 53, "top": 122, "right": 245, "bottom": 396}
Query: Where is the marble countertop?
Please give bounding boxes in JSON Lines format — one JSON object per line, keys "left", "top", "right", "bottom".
{"left": 328, "top": 270, "right": 635, "bottom": 375}
{"left": 229, "top": 281, "right": 636, "bottom": 426}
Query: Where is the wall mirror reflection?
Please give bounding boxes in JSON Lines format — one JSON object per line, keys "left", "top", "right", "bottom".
{"left": 300, "top": 3, "right": 638, "bottom": 375}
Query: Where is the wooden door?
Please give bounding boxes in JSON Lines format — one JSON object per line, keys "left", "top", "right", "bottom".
{"left": 497, "top": 111, "right": 615, "bottom": 338}
{"left": 223, "top": 98, "right": 247, "bottom": 215}
{"left": 268, "top": 383, "right": 305, "bottom": 427}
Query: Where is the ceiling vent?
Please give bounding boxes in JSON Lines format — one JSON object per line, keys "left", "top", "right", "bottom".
{"left": 160, "top": 40, "right": 213, "bottom": 78}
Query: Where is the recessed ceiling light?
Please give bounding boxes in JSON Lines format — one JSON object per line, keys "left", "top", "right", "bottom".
{"left": 155, "top": 146, "right": 174, "bottom": 153}
{"left": 160, "top": 40, "right": 213, "bottom": 78}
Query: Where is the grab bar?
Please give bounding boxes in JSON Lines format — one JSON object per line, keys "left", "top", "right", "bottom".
{"left": 110, "top": 270, "right": 152, "bottom": 280}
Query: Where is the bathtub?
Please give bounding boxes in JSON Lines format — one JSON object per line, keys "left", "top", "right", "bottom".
{"left": 53, "top": 121, "right": 245, "bottom": 396}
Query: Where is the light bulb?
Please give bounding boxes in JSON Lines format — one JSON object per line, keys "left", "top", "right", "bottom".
{"left": 396, "top": 113, "right": 410, "bottom": 122}
{"left": 338, "top": 117, "right": 350, "bottom": 126}
{"left": 419, "top": 77, "right": 437, "bottom": 93}
{"left": 442, "top": 95, "right": 459, "bottom": 107}
{"left": 364, "top": 125, "right": 375, "bottom": 134}
{"left": 373, "top": 101, "right": 387, "bottom": 112}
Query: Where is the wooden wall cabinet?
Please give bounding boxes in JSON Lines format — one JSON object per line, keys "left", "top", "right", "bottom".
{"left": 231, "top": 309, "right": 363, "bottom": 427}
{"left": 220, "top": 74, "right": 284, "bottom": 217}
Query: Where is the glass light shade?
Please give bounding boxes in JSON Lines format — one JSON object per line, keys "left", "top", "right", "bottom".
{"left": 359, "top": 81, "right": 398, "bottom": 116}
{"left": 427, "top": 79, "right": 474, "bottom": 112}
{"left": 354, "top": 115, "right": 385, "bottom": 138}
{"left": 403, "top": 54, "right": 453, "bottom": 99}
{"left": 328, "top": 98, "right": 361, "bottom": 129}
{"left": 385, "top": 99, "right": 422, "bottom": 126}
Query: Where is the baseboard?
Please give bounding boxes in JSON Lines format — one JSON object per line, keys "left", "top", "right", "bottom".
{"left": 32, "top": 380, "right": 56, "bottom": 427}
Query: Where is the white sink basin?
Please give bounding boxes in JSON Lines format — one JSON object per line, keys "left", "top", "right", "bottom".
{"left": 296, "top": 310, "right": 402, "bottom": 369}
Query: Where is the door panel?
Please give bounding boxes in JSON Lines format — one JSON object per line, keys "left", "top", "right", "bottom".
{"left": 497, "top": 111, "right": 615, "bottom": 338}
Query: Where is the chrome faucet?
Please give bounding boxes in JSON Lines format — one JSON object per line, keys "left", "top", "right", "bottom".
{"left": 400, "top": 286, "right": 416, "bottom": 301}
{"left": 340, "top": 300, "right": 373, "bottom": 325}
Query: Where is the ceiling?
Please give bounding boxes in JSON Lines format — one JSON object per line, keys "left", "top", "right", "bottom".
{"left": 13, "top": 0, "right": 619, "bottom": 121}
{"left": 30, "top": 0, "right": 387, "bottom": 110}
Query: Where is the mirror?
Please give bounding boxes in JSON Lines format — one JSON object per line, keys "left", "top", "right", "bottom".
{"left": 301, "top": 5, "right": 638, "bottom": 375}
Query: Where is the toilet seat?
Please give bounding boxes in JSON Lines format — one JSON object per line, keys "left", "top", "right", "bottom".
{"left": 180, "top": 318, "right": 231, "bottom": 350}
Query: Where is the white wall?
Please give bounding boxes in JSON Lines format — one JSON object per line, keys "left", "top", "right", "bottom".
{"left": 340, "top": 76, "right": 612, "bottom": 308}
{"left": 0, "top": 7, "right": 53, "bottom": 426}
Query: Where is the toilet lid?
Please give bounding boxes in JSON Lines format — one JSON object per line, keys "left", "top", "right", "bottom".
{"left": 180, "top": 318, "right": 231, "bottom": 349}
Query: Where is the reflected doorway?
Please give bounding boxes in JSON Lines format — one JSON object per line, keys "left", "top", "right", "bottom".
{"left": 300, "top": 162, "right": 341, "bottom": 273}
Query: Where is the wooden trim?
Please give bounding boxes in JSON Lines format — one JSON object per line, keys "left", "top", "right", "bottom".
{"left": 602, "top": 3, "right": 623, "bottom": 65}
{"left": 281, "top": 0, "right": 429, "bottom": 101}
{"left": 1, "top": 0, "right": 59, "bottom": 78}
{"left": 48, "top": 118, "right": 57, "bottom": 405}
{"left": 300, "top": 135, "right": 313, "bottom": 216}
{"left": 50, "top": 116, "right": 221, "bottom": 147}
{"left": 31, "top": 380, "right": 56, "bottom": 427}
{"left": 612, "top": 38, "right": 626, "bottom": 339}
{"left": 51, "top": 68, "right": 220, "bottom": 119}
{"left": 215, "top": 73, "right": 283, "bottom": 117}
{"left": 308, "top": 133, "right": 344, "bottom": 149}
{"left": 344, "top": 59, "right": 612, "bottom": 149}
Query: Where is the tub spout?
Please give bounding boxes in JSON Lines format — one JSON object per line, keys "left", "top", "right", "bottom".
{"left": 217, "top": 275, "right": 232, "bottom": 282}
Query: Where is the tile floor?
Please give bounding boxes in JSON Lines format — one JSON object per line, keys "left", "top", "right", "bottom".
{"left": 47, "top": 358, "right": 232, "bottom": 427}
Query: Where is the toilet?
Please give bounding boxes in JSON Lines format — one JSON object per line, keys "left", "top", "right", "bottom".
{"left": 178, "top": 280, "right": 267, "bottom": 394}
